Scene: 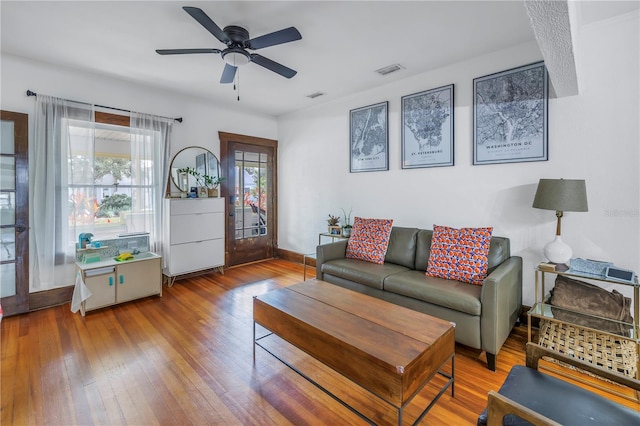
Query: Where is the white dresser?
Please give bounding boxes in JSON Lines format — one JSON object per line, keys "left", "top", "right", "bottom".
{"left": 163, "top": 197, "right": 225, "bottom": 284}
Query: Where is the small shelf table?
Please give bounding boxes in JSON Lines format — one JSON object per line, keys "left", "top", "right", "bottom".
{"left": 528, "top": 264, "right": 639, "bottom": 380}
{"left": 318, "top": 232, "right": 349, "bottom": 245}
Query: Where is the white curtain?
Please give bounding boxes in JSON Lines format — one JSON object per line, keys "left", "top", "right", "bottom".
{"left": 31, "top": 97, "right": 173, "bottom": 292}
{"left": 129, "top": 112, "right": 172, "bottom": 262}
{"left": 31, "top": 96, "right": 95, "bottom": 291}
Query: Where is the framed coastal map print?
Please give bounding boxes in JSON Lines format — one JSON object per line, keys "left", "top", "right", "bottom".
{"left": 402, "top": 84, "right": 454, "bottom": 169}
{"left": 350, "top": 101, "right": 388, "bottom": 172}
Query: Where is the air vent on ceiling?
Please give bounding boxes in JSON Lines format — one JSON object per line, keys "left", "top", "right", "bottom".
{"left": 375, "top": 63, "right": 405, "bottom": 76}
{"left": 306, "top": 91, "right": 325, "bottom": 99}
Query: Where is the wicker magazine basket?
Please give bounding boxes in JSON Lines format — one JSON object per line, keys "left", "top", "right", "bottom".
{"left": 538, "top": 319, "right": 638, "bottom": 378}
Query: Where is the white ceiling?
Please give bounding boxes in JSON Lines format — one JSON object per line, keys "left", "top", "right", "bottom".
{"left": 1, "top": 1, "right": 637, "bottom": 117}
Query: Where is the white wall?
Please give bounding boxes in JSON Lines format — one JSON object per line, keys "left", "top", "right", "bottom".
{"left": 278, "top": 11, "right": 639, "bottom": 307}
{"left": 1, "top": 54, "right": 277, "bottom": 163}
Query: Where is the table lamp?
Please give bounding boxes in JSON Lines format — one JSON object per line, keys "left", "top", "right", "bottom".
{"left": 532, "top": 178, "right": 588, "bottom": 269}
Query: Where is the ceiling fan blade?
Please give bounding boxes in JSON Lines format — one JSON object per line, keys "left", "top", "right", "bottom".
{"left": 248, "top": 27, "right": 302, "bottom": 50}
{"left": 183, "top": 6, "right": 231, "bottom": 44}
{"left": 250, "top": 54, "right": 297, "bottom": 79}
{"left": 156, "top": 48, "right": 221, "bottom": 55}
{"left": 220, "top": 63, "right": 237, "bottom": 84}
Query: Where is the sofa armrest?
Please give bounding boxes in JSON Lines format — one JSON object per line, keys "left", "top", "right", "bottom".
{"left": 316, "top": 240, "right": 348, "bottom": 280}
{"left": 480, "top": 256, "right": 523, "bottom": 357}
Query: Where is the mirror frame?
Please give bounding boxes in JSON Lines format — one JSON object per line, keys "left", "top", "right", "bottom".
{"left": 169, "top": 146, "right": 220, "bottom": 193}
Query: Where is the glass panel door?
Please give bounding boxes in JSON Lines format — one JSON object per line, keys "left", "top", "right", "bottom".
{"left": 0, "top": 111, "right": 29, "bottom": 316}
{"left": 223, "top": 139, "right": 275, "bottom": 267}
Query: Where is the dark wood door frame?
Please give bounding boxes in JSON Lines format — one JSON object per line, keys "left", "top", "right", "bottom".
{"left": 1, "top": 110, "right": 29, "bottom": 316}
{"left": 218, "top": 131, "right": 278, "bottom": 267}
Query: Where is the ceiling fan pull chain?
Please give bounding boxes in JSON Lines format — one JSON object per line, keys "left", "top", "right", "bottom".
{"left": 237, "top": 69, "right": 240, "bottom": 101}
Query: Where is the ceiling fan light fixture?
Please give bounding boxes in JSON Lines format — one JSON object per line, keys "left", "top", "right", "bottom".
{"left": 222, "top": 48, "right": 251, "bottom": 66}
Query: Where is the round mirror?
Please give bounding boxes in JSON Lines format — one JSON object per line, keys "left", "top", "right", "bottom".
{"left": 169, "top": 146, "right": 220, "bottom": 193}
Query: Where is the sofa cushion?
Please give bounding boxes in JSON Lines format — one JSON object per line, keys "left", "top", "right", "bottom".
{"left": 416, "top": 230, "right": 510, "bottom": 273}
{"left": 384, "top": 270, "right": 482, "bottom": 316}
{"left": 384, "top": 227, "right": 419, "bottom": 268}
{"left": 346, "top": 217, "right": 394, "bottom": 264}
{"left": 426, "top": 225, "right": 493, "bottom": 285}
{"left": 415, "top": 229, "right": 434, "bottom": 271}
{"left": 322, "top": 258, "right": 409, "bottom": 290}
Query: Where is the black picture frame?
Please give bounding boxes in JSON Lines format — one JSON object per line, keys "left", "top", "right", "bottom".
{"left": 401, "top": 84, "right": 454, "bottom": 169}
{"left": 473, "top": 61, "right": 548, "bottom": 165}
{"left": 349, "top": 101, "right": 389, "bottom": 172}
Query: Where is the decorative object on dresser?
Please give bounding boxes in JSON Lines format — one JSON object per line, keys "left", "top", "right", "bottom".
{"left": 169, "top": 146, "right": 221, "bottom": 197}
{"left": 532, "top": 178, "right": 588, "bottom": 269}
{"left": 162, "top": 198, "right": 225, "bottom": 286}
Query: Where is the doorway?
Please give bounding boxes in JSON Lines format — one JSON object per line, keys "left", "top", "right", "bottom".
{"left": 1, "top": 111, "right": 29, "bottom": 316}
{"left": 219, "top": 132, "right": 277, "bottom": 267}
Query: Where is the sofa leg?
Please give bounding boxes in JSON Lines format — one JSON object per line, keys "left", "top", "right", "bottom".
{"left": 487, "top": 353, "right": 496, "bottom": 371}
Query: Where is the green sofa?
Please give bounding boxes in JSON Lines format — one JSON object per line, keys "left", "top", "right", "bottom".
{"left": 315, "top": 226, "right": 523, "bottom": 371}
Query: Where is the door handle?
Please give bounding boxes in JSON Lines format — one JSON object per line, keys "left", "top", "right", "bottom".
{"left": 119, "top": 275, "right": 124, "bottom": 284}
{"left": 109, "top": 276, "right": 114, "bottom": 286}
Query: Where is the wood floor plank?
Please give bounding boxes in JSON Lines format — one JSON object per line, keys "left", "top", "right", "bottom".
{"left": 2, "top": 259, "right": 638, "bottom": 425}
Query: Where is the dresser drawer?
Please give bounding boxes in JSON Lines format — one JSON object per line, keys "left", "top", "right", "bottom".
{"left": 170, "top": 198, "right": 224, "bottom": 215}
{"left": 170, "top": 212, "right": 224, "bottom": 244}
{"left": 168, "top": 239, "right": 224, "bottom": 275}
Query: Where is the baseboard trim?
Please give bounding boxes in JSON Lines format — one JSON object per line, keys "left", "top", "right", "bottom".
{"left": 276, "top": 248, "right": 316, "bottom": 267}
{"left": 29, "top": 286, "right": 74, "bottom": 312}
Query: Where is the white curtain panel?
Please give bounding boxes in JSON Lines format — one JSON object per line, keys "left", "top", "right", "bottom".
{"left": 31, "top": 96, "right": 95, "bottom": 291}
{"left": 129, "top": 112, "right": 172, "bottom": 265}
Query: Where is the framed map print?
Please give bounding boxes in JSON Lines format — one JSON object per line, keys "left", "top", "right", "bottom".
{"left": 350, "top": 101, "right": 388, "bottom": 172}
{"left": 473, "top": 62, "right": 548, "bottom": 165}
{"left": 402, "top": 84, "right": 454, "bottom": 168}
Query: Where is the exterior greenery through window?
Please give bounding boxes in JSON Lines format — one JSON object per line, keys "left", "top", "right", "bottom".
{"left": 68, "top": 113, "right": 153, "bottom": 243}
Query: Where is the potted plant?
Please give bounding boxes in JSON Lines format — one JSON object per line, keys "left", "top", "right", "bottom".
{"left": 203, "top": 175, "right": 225, "bottom": 197}
{"left": 327, "top": 214, "right": 341, "bottom": 235}
{"left": 176, "top": 167, "right": 205, "bottom": 193}
{"left": 341, "top": 208, "right": 353, "bottom": 237}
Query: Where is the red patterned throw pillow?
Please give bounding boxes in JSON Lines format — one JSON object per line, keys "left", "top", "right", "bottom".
{"left": 345, "top": 217, "right": 394, "bottom": 265}
{"left": 426, "top": 225, "right": 493, "bottom": 285}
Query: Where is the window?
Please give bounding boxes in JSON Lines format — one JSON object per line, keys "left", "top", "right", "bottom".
{"left": 66, "top": 120, "right": 144, "bottom": 243}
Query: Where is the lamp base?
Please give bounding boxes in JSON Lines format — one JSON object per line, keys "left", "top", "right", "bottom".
{"left": 543, "top": 235, "right": 572, "bottom": 267}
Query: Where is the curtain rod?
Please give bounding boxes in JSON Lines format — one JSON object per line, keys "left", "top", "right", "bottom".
{"left": 26, "top": 90, "right": 183, "bottom": 123}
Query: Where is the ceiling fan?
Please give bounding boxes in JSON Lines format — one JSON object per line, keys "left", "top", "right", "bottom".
{"left": 156, "top": 6, "right": 302, "bottom": 84}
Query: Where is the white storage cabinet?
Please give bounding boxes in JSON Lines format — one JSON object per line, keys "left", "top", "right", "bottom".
{"left": 80, "top": 255, "right": 162, "bottom": 315}
{"left": 163, "top": 198, "right": 225, "bottom": 283}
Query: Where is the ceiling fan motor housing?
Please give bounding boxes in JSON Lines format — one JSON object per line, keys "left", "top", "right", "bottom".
{"left": 224, "top": 25, "right": 250, "bottom": 45}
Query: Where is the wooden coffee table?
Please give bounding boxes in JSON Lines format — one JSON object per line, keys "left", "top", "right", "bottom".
{"left": 253, "top": 279, "right": 455, "bottom": 425}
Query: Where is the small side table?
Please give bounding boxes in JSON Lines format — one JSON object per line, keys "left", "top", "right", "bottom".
{"left": 318, "top": 232, "right": 349, "bottom": 245}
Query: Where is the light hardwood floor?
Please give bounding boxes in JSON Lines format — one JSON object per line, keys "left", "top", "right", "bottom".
{"left": 1, "top": 259, "right": 636, "bottom": 425}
